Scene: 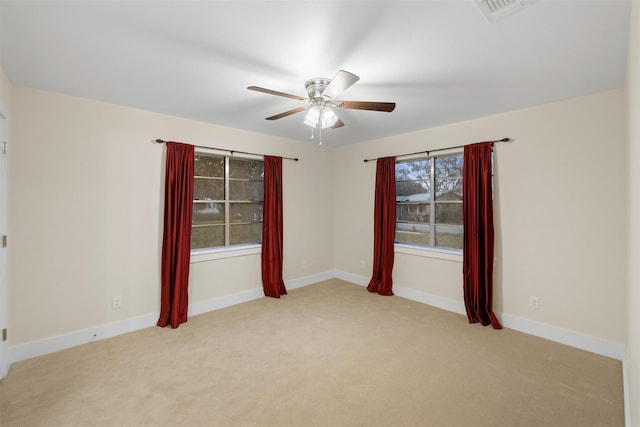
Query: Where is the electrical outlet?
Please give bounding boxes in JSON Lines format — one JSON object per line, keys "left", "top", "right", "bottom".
{"left": 528, "top": 296, "right": 540, "bottom": 310}
{"left": 359, "top": 260, "right": 366, "bottom": 270}
{"left": 300, "top": 260, "right": 308, "bottom": 270}
{"left": 112, "top": 295, "right": 122, "bottom": 309}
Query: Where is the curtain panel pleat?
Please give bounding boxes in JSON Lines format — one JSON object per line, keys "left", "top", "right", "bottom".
{"left": 462, "top": 142, "right": 502, "bottom": 329}
{"left": 367, "top": 156, "right": 396, "bottom": 296}
{"left": 157, "top": 142, "right": 194, "bottom": 329}
{"left": 262, "top": 156, "right": 287, "bottom": 298}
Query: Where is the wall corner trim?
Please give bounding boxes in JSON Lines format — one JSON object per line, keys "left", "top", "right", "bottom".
{"left": 623, "top": 351, "right": 630, "bottom": 427}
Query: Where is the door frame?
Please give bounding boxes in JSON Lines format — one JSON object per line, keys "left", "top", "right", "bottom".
{"left": 0, "top": 103, "right": 9, "bottom": 379}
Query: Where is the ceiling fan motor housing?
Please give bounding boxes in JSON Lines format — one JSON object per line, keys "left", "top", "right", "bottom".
{"left": 305, "top": 78, "right": 332, "bottom": 100}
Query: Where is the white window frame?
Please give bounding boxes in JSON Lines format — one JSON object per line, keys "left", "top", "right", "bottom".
{"left": 190, "top": 149, "right": 263, "bottom": 261}
{"left": 395, "top": 151, "right": 464, "bottom": 261}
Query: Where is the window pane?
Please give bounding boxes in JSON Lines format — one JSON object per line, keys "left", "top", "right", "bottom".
{"left": 435, "top": 203, "right": 463, "bottom": 225}
{"left": 230, "top": 223, "right": 262, "bottom": 245}
{"left": 397, "top": 203, "right": 430, "bottom": 223}
{"left": 230, "top": 180, "right": 264, "bottom": 201}
{"left": 396, "top": 159, "right": 430, "bottom": 181}
{"left": 194, "top": 155, "right": 224, "bottom": 178}
{"left": 229, "top": 158, "right": 264, "bottom": 180}
{"left": 435, "top": 155, "right": 462, "bottom": 201}
{"left": 434, "top": 155, "right": 463, "bottom": 178}
{"left": 436, "top": 201, "right": 462, "bottom": 250}
{"left": 194, "top": 177, "right": 224, "bottom": 201}
{"left": 435, "top": 178, "right": 462, "bottom": 200}
{"left": 396, "top": 181, "right": 430, "bottom": 199}
{"left": 396, "top": 158, "right": 431, "bottom": 200}
{"left": 192, "top": 225, "right": 225, "bottom": 249}
{"left": 435, "top": 225, "right": 463, "bottom": 250}
{"left": 395, "top": 223, "right": 430, "bottom": 246}
{"left": 193, "top": 202, "right": 225, "bottom": 225}
{"left": 230, "top": 203, "right": 263, "bottom": 223}
{"left": 395, "top": 158, "right": 432, "bottom": 248}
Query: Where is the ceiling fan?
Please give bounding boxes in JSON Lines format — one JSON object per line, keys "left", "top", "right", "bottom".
{"left": 247, "top": 70, "right": 395, "bottom": 144}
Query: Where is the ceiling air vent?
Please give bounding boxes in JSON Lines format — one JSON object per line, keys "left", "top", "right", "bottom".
{"left": 474, "top": 0, "right": 538, "bottom": 23}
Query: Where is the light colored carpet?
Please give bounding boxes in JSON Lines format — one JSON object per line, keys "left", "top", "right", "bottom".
{"left": 0, "top": 279, "right": 624, "bottom": 426}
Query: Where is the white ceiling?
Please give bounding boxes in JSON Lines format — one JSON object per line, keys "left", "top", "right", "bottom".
{"left": 0, "top": 0, "right": 631, "bottom": 147}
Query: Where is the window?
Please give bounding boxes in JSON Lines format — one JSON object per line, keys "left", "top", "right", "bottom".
{"left": 395, "top": 153, "right": 463, "bottom": 251}
{"left": 191, "top": 153, "right": 264, "bottom": 250}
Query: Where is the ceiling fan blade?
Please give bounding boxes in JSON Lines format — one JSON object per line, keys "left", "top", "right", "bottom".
{"left": 247, "top": 86, "right": 306, "bottom": 101}
{"left": 331, "top": 118, "right": 345, "bottom": 129}
{"left": 265, "top": 106, "right": 307, "bottom": 120}
{"left": 321, "top": 70, "right": 359, "bottom": 100}
{"left": 339, "top": 101, "right": 396, "bottom": 112}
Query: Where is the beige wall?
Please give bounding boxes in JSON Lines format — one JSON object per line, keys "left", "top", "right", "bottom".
{"left": 5, "top": 71, "right": 630, "bottom": 367}
{"left": 8, "top": 86, "right": 334, "bottom": 345}
{"left": 334, "top": 88, "right": 627, "bottom": 344}
{"left": 626, "top": 1, "right": 639, "bottom": 425}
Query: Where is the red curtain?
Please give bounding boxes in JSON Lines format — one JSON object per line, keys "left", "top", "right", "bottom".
{"left": 463, "top": 142, "right": 502, "bottom": 329}
{"left": 157, "top": 142, "right": 194, "bottom": 329}
{"left": 367, "top": 156, "right": 396, "bottom": 296}
{"left": 262, "top": 156, "right": 287, "bottom": 298}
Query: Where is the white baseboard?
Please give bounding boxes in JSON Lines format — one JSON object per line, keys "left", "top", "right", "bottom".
{"left": 6, "top": 271, "right": 333, "bottom": 368}
{"left": 336, "top": 270, "right": 467, "bottom": 315}
{"left": 6, "top": 270, "right": 625, "bottom": 376}
{"left": 189, "top": 270, "right": 335, "bottom": 316}
{"left": 8, "top": 312, "right": 159, "bottom": 367}
{"left": 334, "top": 270, "right": 369, "bottom": 287}
{"left": 287, "top": 270, "right": 336, "bottom": 290}
{"left": 499, "top": 313, "right": 624, "bottom": 360}
{"left": 393, "top": 285, "right": 467, "bottom": 316}
{"left": 188, "top": 288, "right": 265, "bottom": 317}
{"left": 333, "top": 270, "right": 624, "bottom": 361}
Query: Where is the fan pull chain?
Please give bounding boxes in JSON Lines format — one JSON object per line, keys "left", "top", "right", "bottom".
{"left": 309, "top": 125, "right": 322, "bottom": 145}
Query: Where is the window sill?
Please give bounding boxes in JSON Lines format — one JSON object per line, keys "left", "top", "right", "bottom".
{"left": 394, "top": 244, "right": 462, "bottom": 262}
{"left": 190, "top": 244, "right": 261, "bottom": 263}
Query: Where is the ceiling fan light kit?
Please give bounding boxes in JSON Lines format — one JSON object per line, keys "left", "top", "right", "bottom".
{"left": 319, "top": 107, "right": 338, "bottom": 128}
{"left": 248, "top": 70, "right": 396, "bottom": 145}
{"left": 303, "top": 106, "right": 320, "bottom": 127}
{"left": 303, "top": 104, "right": 339, "bottom": 128}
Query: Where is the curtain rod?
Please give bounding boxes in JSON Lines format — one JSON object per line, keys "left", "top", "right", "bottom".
{"left": 362, "top": 138, "right": 511, "bottom": 163}
{"left": 155, "top": 139, "right": 299, "bottom": 162}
